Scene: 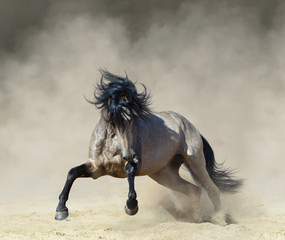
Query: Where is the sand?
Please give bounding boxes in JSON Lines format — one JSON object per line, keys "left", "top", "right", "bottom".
{"left": 1, "top": 176, "right": 285, "bottom": 240}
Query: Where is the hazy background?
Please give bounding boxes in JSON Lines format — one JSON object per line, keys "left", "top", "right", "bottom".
{"left": 0, "top": 0, "right": 284, "bottom": 215}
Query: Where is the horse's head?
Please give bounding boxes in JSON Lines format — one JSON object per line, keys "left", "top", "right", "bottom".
{"left": 89, "top": 70, "right": 151, "bottom": 161}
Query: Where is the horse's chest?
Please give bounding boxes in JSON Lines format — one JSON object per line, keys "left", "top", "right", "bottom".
{"left": 100, "top": 136, "right": 126, "bottom": 177}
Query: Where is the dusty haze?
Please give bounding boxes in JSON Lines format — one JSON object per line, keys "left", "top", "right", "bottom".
{"left": 0, "top": 0, "right": 285, "bottom": 239}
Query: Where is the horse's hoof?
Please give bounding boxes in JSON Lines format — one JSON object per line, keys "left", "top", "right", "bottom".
{"left": 55, "top": 210, "right": 69, "bottom": 221}
{"left": 124, "top": 204, "right": 139, "bottom": 216}
{"left": 225, "top": 213, "right": 238, "bottom": 224}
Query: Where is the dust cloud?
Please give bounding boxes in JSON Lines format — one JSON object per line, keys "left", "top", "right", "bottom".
{"left": 0, "top": 0, "right": 284, "bottom": 219}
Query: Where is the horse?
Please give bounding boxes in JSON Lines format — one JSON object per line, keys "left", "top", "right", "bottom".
{"left": 55, "top": 70, "right": 243, "bottom": 223}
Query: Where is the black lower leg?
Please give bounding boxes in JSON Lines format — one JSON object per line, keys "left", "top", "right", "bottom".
{"left": 55, "top": 163, "right": 91, "bottom": 220}
{"left": 125, "top": 161, "right": 138, "bottom": 215}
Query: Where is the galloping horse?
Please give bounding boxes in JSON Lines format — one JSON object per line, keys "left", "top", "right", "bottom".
{"left": 55, "top": 70, "right": 242, "bottom": 223}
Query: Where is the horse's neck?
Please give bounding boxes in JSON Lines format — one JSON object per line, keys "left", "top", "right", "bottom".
{"left": 100, "top": 114, "right": 139, "bottom": 152}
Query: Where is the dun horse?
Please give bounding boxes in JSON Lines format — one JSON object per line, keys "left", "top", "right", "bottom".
{"left": 55, "top": 70, "right": 242, "bottom": 223}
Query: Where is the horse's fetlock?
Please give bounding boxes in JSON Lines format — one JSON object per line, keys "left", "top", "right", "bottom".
{"left": 56, "top": 204, "right": 68, "bottom": 212}
{"left": 127, "top": 198, "right": 138, "bottom": 210}
{"left": 128, "top": 191, "right": 137, "bottom": 200}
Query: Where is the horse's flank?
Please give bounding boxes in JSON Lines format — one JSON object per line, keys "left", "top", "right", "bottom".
{"left": 138, "top": 111, "right": 202, "bottom": 175}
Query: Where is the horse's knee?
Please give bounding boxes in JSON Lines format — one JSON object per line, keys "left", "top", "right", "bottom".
{"left": 67, "top": 167, "right": 78, "bottom": 181}
{"left": 67, "top": 164, "right": 92, "bottom": 181}
{"left": 125, "top": 161, "right": 138, "bottom": 176}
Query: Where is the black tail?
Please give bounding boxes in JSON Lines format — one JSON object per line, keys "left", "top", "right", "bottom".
{"left": 201, "top": 135, "right": 243, "bottom": 192}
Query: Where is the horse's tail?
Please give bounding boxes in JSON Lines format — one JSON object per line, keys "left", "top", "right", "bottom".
{"left": 200, "top": 135, "right": 243, "bottom": 192}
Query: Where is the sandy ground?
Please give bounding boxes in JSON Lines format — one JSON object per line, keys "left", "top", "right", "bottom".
{"left": 1, "top": 178, "right": 285, "bottom": 240}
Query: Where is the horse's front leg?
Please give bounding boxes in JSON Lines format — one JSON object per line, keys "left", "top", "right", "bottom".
{"left": 124, "top": 160, "right": 139, "bottom": 215}
{"left": 55, "top": 162, "right": 99, "bottom": 220}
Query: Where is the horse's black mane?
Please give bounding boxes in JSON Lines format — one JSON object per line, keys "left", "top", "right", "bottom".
{"left": 89, "top": 70, "right": 152, "bottom": 128}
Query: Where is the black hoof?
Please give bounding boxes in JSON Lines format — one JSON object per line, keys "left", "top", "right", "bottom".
{"left": 124, "top": 204, "right": 139, "bottom": 216}
{"left": 55, "top": 210, "right": 69, "bottom": 221}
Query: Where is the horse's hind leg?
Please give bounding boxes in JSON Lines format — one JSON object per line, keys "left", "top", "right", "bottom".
{"left": 149, "top": 159, "right": 202, "bottom": 222}
{"left": 55, "top": 161, "right": 102, "bottom": 220}
{"left": 185, "top": 150, "right": 227, "bottom": 224}
{"left": 185, "top": 150, "right": 221, "bottom": 212}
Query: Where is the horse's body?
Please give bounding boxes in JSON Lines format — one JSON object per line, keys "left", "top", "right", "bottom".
{"left": 88, "top": 111, "right": 200, "bottom": 177}
{"left": 55, "top": 71, "right": 242, "bottom": 223}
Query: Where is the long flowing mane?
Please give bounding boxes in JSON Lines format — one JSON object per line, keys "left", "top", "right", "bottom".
{"left": 89, "top": 70, "right": 152, "bottom": 128}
